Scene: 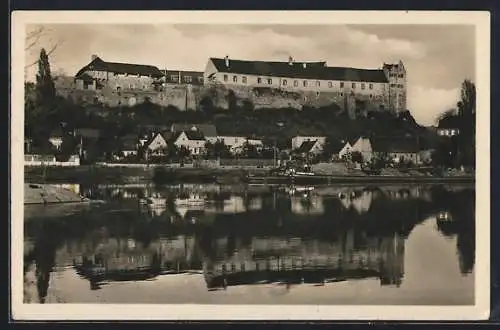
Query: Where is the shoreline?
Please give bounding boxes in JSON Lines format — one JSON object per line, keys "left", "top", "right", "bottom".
{"left": 24, "top": 164, "right": 475, "bottom": 186}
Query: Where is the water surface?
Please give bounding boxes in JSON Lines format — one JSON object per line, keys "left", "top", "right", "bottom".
{"left": 23, "top": 183, "right": 475, "bottom": 305}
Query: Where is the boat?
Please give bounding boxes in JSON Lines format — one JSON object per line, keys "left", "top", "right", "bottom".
{"left": 140, "top": 193, "right": 167, "bottom": 207}
{"left": 174, "top": 193, "right": 206, "bottom": 207}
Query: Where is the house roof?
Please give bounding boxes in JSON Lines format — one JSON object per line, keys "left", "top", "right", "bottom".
{"left": 329, "top": 140, "right": 349, "bottom": 153}
{"left": 170, "top": 123, "right": 217, "bottom": 137}
{"left": 295, "top": 140, "right": 319, "bottom": 154}
{"left": 175, "top": 130, "right": 206, "bottom": 141}
{"left": 76, "top": 56, "right": 164, "bottom": 78}
{"left": 438, "top": 115, "right": 462, "bottom": 129}
{"left": 209, "top": 58, "right": 389, "bottom": 83}
{"left": 371, "top": 138, "right": 421, "bottom": 153}
{"left": 120, "top": 139, "right": 138, "bottom": 150}
{"left": 49, "top": 128, "right": 65, "bottom": 138}
{"left": 143, "top": 132, "right": 168, "bottom": 149}
{"left": 119, "top": 134, "right": 138, "bottom": 150}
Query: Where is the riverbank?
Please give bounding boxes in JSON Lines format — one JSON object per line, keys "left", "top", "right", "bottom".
{"left": 24, "top": 183, "right": 85, "bottom": 204}
{"left": 24, "top": 165, "right": 475, "bottom": 186}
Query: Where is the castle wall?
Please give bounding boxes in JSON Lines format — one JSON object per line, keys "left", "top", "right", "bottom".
{"left": 56, "top": 73, "right": 391, "bottom": 117}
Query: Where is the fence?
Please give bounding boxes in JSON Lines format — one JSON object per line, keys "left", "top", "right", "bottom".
{"left": 24, "top": 154, "right": 81, "bottom": 167}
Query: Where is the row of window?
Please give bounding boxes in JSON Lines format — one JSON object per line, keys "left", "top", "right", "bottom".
{"left": 389, "top": 73, "right": 405, "bottom": 78}
{"left": 169, "top": 75, "right": 204, "bottom": 83}
{"left": 390, "top": 84, "right": 405, "bottom": 88}
{"left": 223, "top": 74, "right": 377, "bottom": 90}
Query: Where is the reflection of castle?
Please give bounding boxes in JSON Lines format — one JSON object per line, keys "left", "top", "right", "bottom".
{"left": 202, "top": 229, "right": 405, "bottom": 290}
{"left": 70, "top": 235, "right": 200, "bottom": 289}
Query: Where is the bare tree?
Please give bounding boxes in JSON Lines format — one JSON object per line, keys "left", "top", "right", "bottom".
{"left": 25, "top": 26, "right": 63, "bottom": 69}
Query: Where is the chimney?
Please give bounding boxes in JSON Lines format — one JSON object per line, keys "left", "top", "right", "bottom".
{"left": 91, "top": 54, "right": 98, "bottom": 61}
{"left": 288, "top": 56, "right": 294, "bottom": 66}
{"left": 224, "top": 55, "right": 230, "bottom": 68}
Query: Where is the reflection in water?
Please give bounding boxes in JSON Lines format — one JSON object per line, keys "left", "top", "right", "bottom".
{"left": 23, "top": 184, "right": 475, "bottom": 304}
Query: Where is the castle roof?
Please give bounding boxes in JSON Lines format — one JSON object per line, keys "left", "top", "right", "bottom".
{"left": 76, "top": 56, "right": 164, "bottom": 78}
{"left": 209, "top": 58, "right": 388, "bottom": 83}
{"left": 170, "top": 123, "right": 217, "bottom": 137}
{"left": 371, "top": 137, "right": 421, "bottom": 153}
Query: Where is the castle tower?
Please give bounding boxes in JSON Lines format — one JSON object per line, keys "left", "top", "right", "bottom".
{"left": 383, "top": 60, "right": 407, "bottom": 113}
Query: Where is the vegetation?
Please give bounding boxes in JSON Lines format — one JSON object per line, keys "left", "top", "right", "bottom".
{"left": 432, "top": 79, "right": 476, "bottom": 169}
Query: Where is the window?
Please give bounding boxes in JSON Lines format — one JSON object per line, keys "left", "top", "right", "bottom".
{"left": 398, "top": 74, "right": 404, "bottom": 78}
{"left": 361, "top": 83, "right": 365, "bottom": 90}
{"left": 129, "top": 83, "right": 135, "bottom": 89}
{"left": 282, "top": 79, "right": 287, "bottom": 86}
{"left": 171, "top": 75, "right": 178, "bottom": 82}
{"left": 390, "top": 84, "right": 396, "bottom": 87}
{"left": 315, "top": 81, "right": 321, "bottom": 87}
{"left": 242, "top": 76, "right": 247, "bottom": 84}
{"left": 369, "top": 83, "right": 373, "bottom": 89}
{"left": 398, "top": 84, "right": 404, "bottom": 88}
{"left": 198, "top": 77, "right": 203, "bottom": 83}
{"left": 328, "top": 81, "right": 333, "bottom": 88}
{"left": 267, "top": 78, "right": 272, "bottom": 84}
{"left": 303, "top": 80, "right": 308, "bottom": 87}
{"left": 185, "top": 76, "right": 192, "bottom": 83}
{"left": 352, "top": 83, "right": 356, "bottom": 89}
{"left": 233, "top": 75, "right": 238, "bottom": 83}
{"left": 316, "top": 91, "right": 320, "bottom": 97}
{"left": 340, "top": 92, "right": 343, "bottom": 97}
{"left": 143, "top": 85, "right": 147, "bottom": 90}
{"left": 340, "top": 82, "right": 344, "bottom": 88}
{"left": 231, "top": 263, "right": 236, "bottom": 272}
{"left": 223, "top": 74, "right": 228, "bottom": 82}
{"left": 257, "top": 77, "right": 262, "bottom": 84}
{"left": 369, "top": 94, "right": 373, "bottom": 98}
{"left": 294, "top": 80, "right": 299, "bottom": 87}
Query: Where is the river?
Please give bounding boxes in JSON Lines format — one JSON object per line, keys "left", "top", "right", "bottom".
{"left": 23, "top": 183, "right": 475, "bottom": 305}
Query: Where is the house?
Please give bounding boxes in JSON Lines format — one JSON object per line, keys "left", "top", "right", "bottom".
{"left": 329, "top": 139, "right": 353, "bottom": 161}
{"left": 74, "top": 55, "right": 165, "bottom": 92}
{"left": 117, "top": 134, "right": 139, "bottom": 159}
{"left": 209, "top": 136, "right": 264, "bottom": 155}
{"left": 371, "top": 137, "right": 423, "bottom": 164}
{"left": 293, "top": 140, "right": 323, "bottom": 157}
{"left": 437, "top": 115, "right": 462, "bottom": 137}
{"left": 49, "top": 129, "right": 65, "bottom": 150}
{"left": 173, "top": 130, "right": 206, "bottom": 155}
{"left": 143, "top": 132, "right": 168, "bottom": 156}
{"left": 291, "top": 136, "right": 326, "bottom": 150}
{"left": 349, "top": 136, "right": 373, "bottom": 162}
{"left": 170, "top": 123, "right": 217, "bottom": 139}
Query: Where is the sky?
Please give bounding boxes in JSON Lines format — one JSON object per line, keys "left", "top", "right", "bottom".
{"left": 24, "top": 24, "right": 476, "bottom": 126}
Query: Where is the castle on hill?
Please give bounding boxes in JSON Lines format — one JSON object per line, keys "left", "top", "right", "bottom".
{"left": 54, "top": 54, "right": 407, "bottom": 117}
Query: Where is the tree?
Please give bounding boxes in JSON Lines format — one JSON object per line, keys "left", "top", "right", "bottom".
{"left": 351, "top": 151, "right": 363, "bottom": 164}
{"left": 457, "top": 79, "right": 476, "bottom": 117}
{"left": 241, "top": 141, "right": 259, "bottom": 158}
{"left": 205, "top": 140, "right": 231, "bottom": 159}
{"left": 35, "top": 48, "right": 56, "bottom": 108}
{"left": 178, "top": 146, "right": 191, "bottom": 159}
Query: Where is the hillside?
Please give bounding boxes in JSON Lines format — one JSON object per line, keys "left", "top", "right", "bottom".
{"left": 25, "top": 94, "right": 438, "bottom": 153}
